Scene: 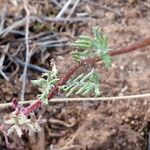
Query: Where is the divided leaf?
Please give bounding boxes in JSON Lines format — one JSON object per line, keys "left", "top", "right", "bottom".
{"left": 73, "top": 26, "right": 112, "bottom": 67}
{"left": 61, "top": 68, "right": 101, "bottom": 97}
{"left": 31, "top": 60, "right": 59, "bottom": 104}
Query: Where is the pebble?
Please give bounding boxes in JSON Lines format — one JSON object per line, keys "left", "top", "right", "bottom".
{"left": 128, "top": 0, "right": 137, "bottom": 5}
{"left": 134, "top": 115, "right": 138, "bottom": 119}
{"left": 130, "top": 120, "right": 135, "bottom": 125}
{"left": 122, "top": 142, "right": 127, "bottom": 146}
{"left": 106, "top": 12, "right": 116, "bottom": 20}
{"left": 111, "top": 129, "right": 117, "bottom": 134}
{"left": 125, "top": 118, "right": 129, "bottom": 123}
{"left": 124, "top": 8, "right": 139, "bottom": 19}
{"left": 127, "top": 111, "right": 132, "bottom": 118}
{"left": 140, "top": 132, "right": 144, "bottom": 136}
{"left": 121, "top": 115, "right": 126, "bottom": 120}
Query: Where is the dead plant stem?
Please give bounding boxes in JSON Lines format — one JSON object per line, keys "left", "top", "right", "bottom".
{"left": 0, "top": 93, "right": 150, "bottom": 110}
{"left": 21, "top": 0, "right": 30, "bottom": 101}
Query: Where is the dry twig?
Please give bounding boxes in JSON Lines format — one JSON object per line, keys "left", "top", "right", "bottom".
{"left": 0, "top": 2, "right": 7, "bottom": 33}
{"left": 51, "top": 0, "right": 63, "bottom": 8}
{"left": 66, "top": 0, "right": 80, "bottom": 19}
{"left": 40, "top": 16, "right": 90, "bottom": 23}
{"left": 56, "top": 0, "right": 73, "bottom": 18}
{"left": 0, "top": 93, "right": 150, "bottom": 110}
{"left": 0, "top": 44, "right": 10, "bottom": 81}
{"left": 21, "top": 0, "right": 30, "bottom": 101}
{"left": 49, "top": 118, "right": 75, "bottom": 128}
{"left": 1, "top": 17, "right": 27, "bottom": 37}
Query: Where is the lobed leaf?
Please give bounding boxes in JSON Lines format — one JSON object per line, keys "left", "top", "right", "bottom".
{"left": 61, "top": 68, "right": 101, "bottom": 97}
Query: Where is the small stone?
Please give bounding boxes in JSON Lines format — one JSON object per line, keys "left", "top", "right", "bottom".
{"left": 143, "top": 101, "right": 148, "bottom": 105}
{"left": 130, "top": 120, "right": 135, "bottom": 125}
{"left": 128, "top": 0, "right": 137, "bottom": 5}
{"left": 111, "top": 129, "right": 117, "bottom": 134}
{"left": 134, "top": 115, "right": 138, "bottom": 119}
{"left": 120, "top": 65, "right": 124, "bottom": 70}
{"left": 57, "top": 56, "right": 64, "bottom": 60}
{"left": 125, "top": 118, "right": 129, "bottom": 123}
{"left": 140, "top": 132, "right": 144, "bottom": 136}
{"left": 127, "top": 111, "right": 132, "bottom": 118}
{"left": 124, "top": 8, "right": 139, "bottom": 19}
{"left": 121, "top": 115, "right": 126, "bottom": 120}
{"left": 106, "top": 12, "right": 116, "bottom": 20}
{"left": 122, "top": 142, "right": 127, "bottom": 146}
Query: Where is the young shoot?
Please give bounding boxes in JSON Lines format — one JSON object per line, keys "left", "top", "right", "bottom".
{"left": 31, "top": 60, "right": 59, "bottom": 104}
{"left": 72, "top": 26, "right": 112, "bottom": 67}
{"left": 61, "top": 68, "right": 101, "bottom": 97}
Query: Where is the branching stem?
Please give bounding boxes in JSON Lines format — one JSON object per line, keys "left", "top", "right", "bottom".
{"left": 22, "top": 37, "right": 150, "bottom": 116}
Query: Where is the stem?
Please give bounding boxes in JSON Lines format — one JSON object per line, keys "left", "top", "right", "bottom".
{"left": 22, "top": 37, "right": 150, "bottom": 116}
{"left": 1, "top": 93, "right": 150, "bottom": 110}
{"left": 21, "top": 0, "right": 30, "bottom": 101}
{"left": 109, "top": 37, "right": 150, "bottom": 56}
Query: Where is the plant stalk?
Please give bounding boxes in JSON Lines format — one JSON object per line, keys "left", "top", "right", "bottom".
{"left": 22, "top": 37, "right": 150, "bottom": 116}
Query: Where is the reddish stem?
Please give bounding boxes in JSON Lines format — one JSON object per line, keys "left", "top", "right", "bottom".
{"left": 109, "top": 37, "right": 150, "bottom": 56}
{"left": 22, "top": 37, "right": 150, "bottom": 116}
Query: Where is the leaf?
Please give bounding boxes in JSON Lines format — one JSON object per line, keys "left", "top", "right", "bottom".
{"left": 92, "top": 39, "right": 102, "bottom": 49}
{"left": 5, "top": 118, "right": 16, "bottom": 125}
{"left": 8, "top": 125, "right": 23, "bottom": 137}
{"left": 15, "top": 125, "right": 23, "bottom": 137}
{"left": 92, "top": 26, "right": 101, "bottom": 39}
{"left": 61, "top": 68, "right": 101, "bottom": 97}
{"left": 79, "top": 35, "right": 91, "bottom": 41}
{"left": 72, "top": 49, "right": 94, "bottom": 61}
{"left": 31, "top": 79, "right": 46, "bottom": 87}
{"left": 61, "top": 84, "right": 75, "bottom": 92}
{"left": 81, "top": 68, "right": 94, "bottom": 82}
{"left": 73, "top": 43, "right": 91, "bottom": 49}
{"left": 82, "top": 83, "right": 94, "bottom": 96}
{"left": 102, "top": 54, "right": 112, "bottom": 68}
{"left": 51, "top": 59, "right": 58, "bottom": 78}
{"left": 75, "top": 83, "right": 88, "bottom": 94}
{"left": 66, "top": 85, "right": 78, "bottom": 97}
{"left": 73, "top": 73, "right": 84, "bottom": 82}
{"left": 7, "top": 126, "right": 15, "bottom": 136}
{"left": 27, "top": 124, "right": 37, "bottom": 133}
{"left": 31, "top": 60, "right": 59, "bottom": 104}
{"left": 49, "top": 78, "right": 59, "bottom": 86}
{"left": 73, "top": 35, "right": 92, "bottom": 49}
{"left": 40, "top": 93, "right": 48, "bottom": 104}
{"left": 94, "top": 84, "right": 101, "bottom": 97}
{"left": 18, "top": 115, "right": 30, "bottom": 125}
{"left": 34, "top": 122, "right": 41, "bottom": 131}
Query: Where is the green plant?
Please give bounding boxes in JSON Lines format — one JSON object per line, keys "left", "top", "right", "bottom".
{"left": 31, "top": 60, "right": 59, "bottom": 104}
{"left": 0, "top": 27, "right": 150, "bottom": 148}
{"left": 72, "top": 27, "right": 112, "bottom": 67}
{"left": 32, "top": 27, "right": 111, "bottom": 101}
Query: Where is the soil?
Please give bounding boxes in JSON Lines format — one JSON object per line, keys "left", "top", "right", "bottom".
{"left": 0, "top": 0, "right": 150, "bottom": 150}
